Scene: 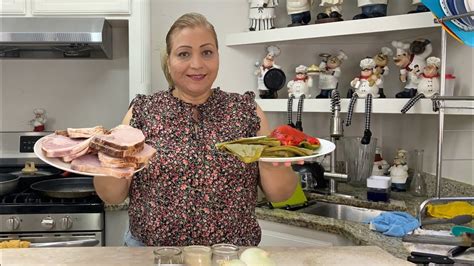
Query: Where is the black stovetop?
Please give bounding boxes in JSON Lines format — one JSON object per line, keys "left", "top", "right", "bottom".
{"left": 0, "top": 191, "right": 104, "bottom": 214}
{"left": 0, "top": 165, "right": 104, "bottom": 214}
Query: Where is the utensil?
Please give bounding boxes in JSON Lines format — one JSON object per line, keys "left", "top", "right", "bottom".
{"left": 448, "top": 245, "right": 470, "bottom": 257}
{"left": 452, "top": 225, "right": 474, "bottom": 236}
{"left": 0, "top": 173, "right": 20, "bottom": 196}
{"left": 29, "top": 239, "right": 99, "bottom": 248}
{"left": 9, "top": 161, "right": 63, "bottom": 191}
{"left": 263, "top": 68, "right": 286, "bottom": 92}
{"left": 407, "top": 251, "right": 455, "bottom": 264}
{"left": 30, "top": 177, "right": 96, "bottom": 198}
{"left": 422, "top": 214, "right": 473, "bottom": 226}
{"left": 402, "top": 233, "right": 474, "bottom": 247}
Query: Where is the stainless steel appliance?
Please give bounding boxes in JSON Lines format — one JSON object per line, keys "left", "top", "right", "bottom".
{"left": 0, "top": 17, "right": 112, "bottom": 59}
{"left": 0, "top": 131, "right": 105, "bottom": 247}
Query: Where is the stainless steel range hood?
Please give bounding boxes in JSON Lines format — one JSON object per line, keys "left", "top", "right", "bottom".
{"left": 0, "top": 17, "right": 112, "bottom": 59}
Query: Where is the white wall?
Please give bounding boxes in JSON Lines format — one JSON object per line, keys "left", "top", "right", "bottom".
{"left": 1, "top": 26, "right": 130, "bottom": 132}
{"left": 150, "top": 0, "right": 473, "bottom": 185}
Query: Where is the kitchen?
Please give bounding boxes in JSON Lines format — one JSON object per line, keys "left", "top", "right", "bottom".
{"left": 1, "top": 0, "right": 473, "bottom": 265}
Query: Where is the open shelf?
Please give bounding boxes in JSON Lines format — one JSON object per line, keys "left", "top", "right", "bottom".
{"left": 226, "top": 12, "right": 440, "bottom": 46}
{"left": 256, "top": 98, "right": 473, "bottom": 115}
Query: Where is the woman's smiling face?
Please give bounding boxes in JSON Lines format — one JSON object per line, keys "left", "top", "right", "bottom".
{"left": 167, "top": 26, "right": 219, "bottom": 97}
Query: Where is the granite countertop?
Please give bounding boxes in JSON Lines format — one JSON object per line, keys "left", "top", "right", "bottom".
{"left": 104, "top": 175, "right": 473, "bottom": 260}
{"left": 0, "top": 246, "right": 411, "bottom": 265}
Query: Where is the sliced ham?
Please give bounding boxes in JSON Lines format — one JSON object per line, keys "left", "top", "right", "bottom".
{"left": 98, "top": 143, "right": 156, "bottom": 164}
{"left": 62, "top": 146, "right": 91, "bottom": 163}
{"left": 93, "top": 125, "right": 145, "bottom": 151}
{"left": 100, "top": 160, "right": 138, "bottom": 169}
{"left": 41, "top": 135, "right": 92, "bottom": 158}
{"left": 71, "top": 154, "right": 135, "bottom": 179}
{"left": 67, "top": 126, "right": 106, "bottom": 139}
{"left": 90, "top": 139, "right": 143, "bottom": 158}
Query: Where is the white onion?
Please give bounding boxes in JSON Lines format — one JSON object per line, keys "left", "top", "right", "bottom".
{"left": 220, "top": 259, "right": 247, "bottom": 266}
{"left": 239, "top": 247, "right": 276, "bottom": 266}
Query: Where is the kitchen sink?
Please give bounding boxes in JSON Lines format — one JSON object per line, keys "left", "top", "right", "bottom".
{"left": 295, "top": 201, "right": 385, "bottom": 224}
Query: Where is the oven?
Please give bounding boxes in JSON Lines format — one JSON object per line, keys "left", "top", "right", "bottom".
{"left": 0, "top": 131, "right": 105, "bottom": 247}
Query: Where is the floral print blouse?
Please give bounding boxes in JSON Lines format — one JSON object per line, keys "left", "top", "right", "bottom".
{"left": 128, "top": 88, "right": 262, "bottom": 246}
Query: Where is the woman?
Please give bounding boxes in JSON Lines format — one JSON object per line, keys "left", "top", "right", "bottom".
{"left": 93, "top": 13, "right": 298, "bottom": 247}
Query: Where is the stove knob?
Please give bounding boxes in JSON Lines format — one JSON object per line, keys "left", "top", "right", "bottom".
{"left": 60, "top": 216, "right": 73, "bottom": 230}
{"left": 41, "top": 216, "right": 55, "bottom": 229}
{"left": 6, "top": 216, "right": 20, "bottom": 231}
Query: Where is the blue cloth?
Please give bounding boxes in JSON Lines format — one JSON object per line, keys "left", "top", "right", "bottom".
{"left": 369, "top": 211, "right": 420, "bottom": 237}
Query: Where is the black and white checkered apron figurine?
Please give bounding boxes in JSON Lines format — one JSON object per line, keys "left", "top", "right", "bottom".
{"left": 346, "top": 58, "right": 382, "bottom": 145}
{"left": 248, "top": 0, "right": 279, "bottom": 31}
{"left": 401, "top": 56, "right": 441, "bottom": 113}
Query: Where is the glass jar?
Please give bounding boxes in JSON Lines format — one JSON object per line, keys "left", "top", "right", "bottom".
{"left": 211, "top": 244, "right": 239, "bottom": 266}
{"left": 153, "top": 247, "right": 184, "bottom": 266}
{"left": 410, "top": 149, "right": 427, "bottom": 197}
{"left": 183, "top": 245, "right": 212, "bottom": 266}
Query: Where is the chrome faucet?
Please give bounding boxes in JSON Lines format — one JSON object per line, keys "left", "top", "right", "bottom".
{"left": 323, "top": 90, "right": 352, "bottom": 197}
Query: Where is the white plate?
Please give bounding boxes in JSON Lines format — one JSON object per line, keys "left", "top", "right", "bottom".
{"left": 258, "top": 138, "right": 335, "bottom": 163}
{"left": 34, "top": 134, "right": 145, "bottom": 177}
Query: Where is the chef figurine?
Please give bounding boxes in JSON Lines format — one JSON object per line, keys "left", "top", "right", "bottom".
{"left": 353, "top": 0, "right": 388, "bottom": 20}
{"left": 287, "top": 65, "right": 312, "bottom": 130}
{"left": 346, "top": 58, "right": 382, "bottom": 145}
{"left": 316, "top": 50, "right": 347, "bottom": 98}
{"left": 315, "top": 0, "right": 343, "bottom": 23}
{"left": 389, "top": 149, "right": 409, "bottom": 191}
{"left": 30, "top": 108, "right": 47, "bottom": 132}
{"left": 401, "top": 57, "right": 441, "bottom": 113}
{"left": 372, "top": 47, "right": 393, "bottom": 98}
{"left": 408, "top": 0, "right": 430, "bottom": 13}
{"left": 287, "top": 0, "right": 313, "bottom": 27}
{"left": 392, "top": 39, "right": 432, "bottom": 98}
{"left": 288, "top": 65, "right": 313, "bottom": 98}
{"left": 248, "top": 0, "right": 279, "bottom": 31}
{"left": 255, "top": 45, "right": 281, "bottom": 99}
{"left": 372, "top": 147, "right": 390, "bottom": 176}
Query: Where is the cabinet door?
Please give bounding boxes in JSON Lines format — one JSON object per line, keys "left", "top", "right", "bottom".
{"left": 0, "top": 0, "right": 27, "bottom": 15}
{"left": 258, "top": 220, "right": 353, "bottom": 247}
{"left": 32, "top": 0, "right": 131, "bottom": 15}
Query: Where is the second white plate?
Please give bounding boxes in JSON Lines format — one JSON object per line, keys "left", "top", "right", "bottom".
{"left": 258, "top": 138, "right": 335, "bottom": 163}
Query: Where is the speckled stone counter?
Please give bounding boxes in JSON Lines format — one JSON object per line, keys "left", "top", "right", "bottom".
{"left": 0, "top": 246, "right": 411, "bottom": 265}
{"left": 103, "top": 176, "right": 473, "bottom": 260}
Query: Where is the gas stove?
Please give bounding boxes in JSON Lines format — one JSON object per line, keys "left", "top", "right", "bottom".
{"left": 0, "top": 131, "right": 105, "bottom": 246}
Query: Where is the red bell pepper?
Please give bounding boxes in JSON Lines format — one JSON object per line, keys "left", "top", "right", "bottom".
{"left": 269, "top": 125, "right": 320, "bottom": 148}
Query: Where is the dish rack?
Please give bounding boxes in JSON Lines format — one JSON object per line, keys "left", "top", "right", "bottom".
{"left": 418, "top": 11, "right": 474, "bottom": 223}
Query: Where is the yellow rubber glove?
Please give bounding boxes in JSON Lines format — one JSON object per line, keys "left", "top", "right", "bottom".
{"left": 426, "top": 201, "right": 474, "bottom": 219}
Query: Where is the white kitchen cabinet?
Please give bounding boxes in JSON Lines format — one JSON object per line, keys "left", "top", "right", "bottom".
{"left": 31, "top": 0, "right": 131, "bottom": 15}
{"left": 0, "top": 0, "right": 26, "bottom": 15}
{"left": 258, "top": 220, "right": 353, "bottom": 247}
{"left": 105, "top": 210, "right": 129, "bottom": 246}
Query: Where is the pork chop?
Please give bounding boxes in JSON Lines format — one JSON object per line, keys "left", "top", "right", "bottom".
{"left": 71, "top": 154, "right": 135, "bottom": 179}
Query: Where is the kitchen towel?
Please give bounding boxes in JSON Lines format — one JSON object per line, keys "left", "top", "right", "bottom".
{"left": 427, "top": 201, "right": 474, "bottom": 219}
{"left": 369, "top": 211, "right": 420, "bottom": 237}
